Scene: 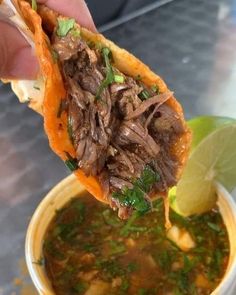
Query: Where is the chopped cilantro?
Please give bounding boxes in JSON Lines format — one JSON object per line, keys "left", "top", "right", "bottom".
{"left": 138, "top": 89, "right": 150, "bottom": 100}
{"left": 102, "top": 209, "right": 121, "bottom": 227}
{"left": 114, "top": 75, "right": 125, "bottom": 83}
{"left": 113, "top": 186, "right": 151, "bottom": 214}
{"left": 57, "top": 18, "right": 76, "bottom": 37}
{"left": 32, "top": 0, "right": 37, "bottom": 11}
{"left": 207, "top": 222, "right": 221, "bottom": 232}
{"left": 120, "top": 211, "right": 140, "bottom": 237}
{"left": 109, "top": 240, "right": 126, "bottom": 255}
{"left": 127, "top": 261, "right": 138, "bottom": 272}
{"left": 51, "top": 49, "right": 59, "bottom": 63}
{"left": 96, "top": 47, "right": 114, "bottom": 99}
{"left": 72, "top": 281, "right": 88, "bottom": 294}
{"left": 138, "top": 288, "right": 148, "bottom": 295}
{"left": 67, "top": 115, "right": 74, "bottom": 143}
{"left": 96, "top": 259, "right": 125, "bottom": 278}
{"left": 135, "top": 165, "right": 160, "bottom": 193}
{"left": 64, "top": 152, "right": 78, "bottom": 171}
{"left": 112, "top": 165, "right": 159, "bottom": 214}
{"left": 151, "top": 85, "right": 159, "bottom": 94}
{"left": 174, "top": 289, "right": 183, "bottom": 295}
{"left": 170, "top": 270, "right": 189, "bottom": 293}
{"left": 32, "top": 257, "right": 44, "bottom": 266}
{"left": 156, "top": 250, "right": 173, "bottom": 272}
{"left": 206, "top": 248, "right": 223, "bottom": 281}
{"left": 182, "top": 254, "right": 195, "bottom": 273}
{"left": 120, "top": 279, "right": 129, "bottom": 291}
{"left": 82, "top": 244, "right": 95, "bottom": 252}
{"left": 71, "top": 28, "right": 81, "bottom": 38}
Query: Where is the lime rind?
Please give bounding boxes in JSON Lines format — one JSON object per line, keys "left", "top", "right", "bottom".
{"left": 187, "top": 116, "right": 235, "bottom": 151}
{"left": 173, "top": 122, "right": 236, "bottom": 216}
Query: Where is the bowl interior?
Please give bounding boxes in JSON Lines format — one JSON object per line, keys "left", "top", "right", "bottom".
{"left": 25, "top": 176, "right": 236, "bottom": 295}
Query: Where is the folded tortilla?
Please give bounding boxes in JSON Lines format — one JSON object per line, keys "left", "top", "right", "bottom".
{"left": 7, "top": 0, "right": 191, "bottom": 217}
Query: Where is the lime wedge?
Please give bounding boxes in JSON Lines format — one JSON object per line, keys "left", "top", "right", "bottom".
{"left": 188, "top": 116, "right": 235, "bottom": 150}
{"left": 171, "top": 123, "right": 236, "bottom": 216}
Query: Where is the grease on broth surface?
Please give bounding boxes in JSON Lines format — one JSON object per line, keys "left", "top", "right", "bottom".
{"left": 43, "top": 193, "right": 229, "bottom": 295}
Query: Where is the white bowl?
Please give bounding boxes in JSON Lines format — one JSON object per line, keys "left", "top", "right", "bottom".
{"left": 25, "top": 175, "right": 236, "bottom": 295}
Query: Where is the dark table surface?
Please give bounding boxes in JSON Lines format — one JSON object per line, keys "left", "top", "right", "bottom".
{"left": 0, "top": 0, "right": 236, "bottom": 294}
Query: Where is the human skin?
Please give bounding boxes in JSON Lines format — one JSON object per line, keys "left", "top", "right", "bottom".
{"left": 0, "top": 0, "right": 96, "bottom": 79}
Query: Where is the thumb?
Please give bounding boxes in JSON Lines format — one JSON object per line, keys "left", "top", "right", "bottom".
{"left": 37, "top": 0, "right": 97, "bottom": 32}
{"left": 0, "top": 21, "right": 39, "bottom": 80}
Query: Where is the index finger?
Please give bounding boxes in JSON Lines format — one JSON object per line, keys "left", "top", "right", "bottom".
{"left": 37, "top": 0, "right": 96, "bottom": 32}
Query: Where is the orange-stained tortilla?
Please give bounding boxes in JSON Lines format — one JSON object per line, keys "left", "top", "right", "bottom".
{"left": 16, "top": 0, "right": 191, "bottom": 204}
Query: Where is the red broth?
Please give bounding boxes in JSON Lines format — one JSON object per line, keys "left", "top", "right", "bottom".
{"left": 43, "top": 193, "right": 229, "bottom": 295}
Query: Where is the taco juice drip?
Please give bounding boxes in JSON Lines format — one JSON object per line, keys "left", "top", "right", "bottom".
{"left": 9, "top": 1, "right": 191, "bottom": 218}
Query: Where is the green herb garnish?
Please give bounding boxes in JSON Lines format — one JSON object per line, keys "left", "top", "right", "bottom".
{"left": 82, "top": 244, "right": 95, "bottom": 252}
{"left": 138, "top": 289, "right": 148, "bottom": 295}
{"left": 96, "top": 259, "right": 125, "bottom": 278}
{"left": 206, "top": 248, "right": 223, "bottom": 281}
{"left": 64, "top": 152, "right": 78, "bottom": 171}
{"left": 71, "top": 28, "right": 81, "bottom": 38}
{"left": 127, "top": 261, "right": 138, "bottom": 273}
{"left": 135, "top": 165, "right": 160, "bottom": 192}
{"left": 96, "top": 47, "right": 114, "bottom": 99}
{"left": 182, "top": 254, "right": 195, "bottom": 273}
{"left": 57, "top": 18, "right": 76, "bottom": 37}
{"left": 138, "top": 89, "right": 151, "bottom": 100}
{"left": 32, "top": 0, "right": 37, "bottom": 11}
{"left": 96, "top": 48, "right": 127, "bottom": 98}
{"left": 67, "top": 115, "right": 74, "bottom": 143}
{"left": 207, "top": 222, "right": 221, "bottom": 232}
{"left": 113, "top": 165, "right": 159, "bottom": 214}
{"left": 121, "top": 279, "right": 130, "bottom": 291}
{"left": 72, "top": 282, "right": 88, "bottom": 294}
{"left": 33, "top": 86, "right": 40, "bottom": 91}
{"left": 109, "top": 240, "right": 126, "bottom": 255}
{"left": 32, "top": 257, "right": 44, "bottom": 266}
{"left": 51, "top": 49, "right": 59, "bottom": 63}
{"left": 151, "top": 85, "right": 160, "bottom": 94}
{"left": 120, "top": 211, "right": 140, "bottom": 237}
{"left": 156, "top": 250, "right": 173, "bottom": 272}
{"left": 102, "top": 209, "right": 121, "bottom": 227}
{"left": 114, "top": 75, "right": 125, "bottom": 83}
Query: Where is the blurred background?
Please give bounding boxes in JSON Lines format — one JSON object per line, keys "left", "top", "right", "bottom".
{"left": 0, "top": 0, "right": 236, "bottom": 294}
{"left": 87, "top": 0, "right": 154, "bottom": 27}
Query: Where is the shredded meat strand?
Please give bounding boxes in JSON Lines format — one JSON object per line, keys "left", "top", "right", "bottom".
{"left": 125, "top": 92, "right": 173, "bottom": 121}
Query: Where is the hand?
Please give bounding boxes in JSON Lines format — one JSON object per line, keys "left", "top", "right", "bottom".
{"left": 0, "top": 0, "right": 96, "bottom": 80}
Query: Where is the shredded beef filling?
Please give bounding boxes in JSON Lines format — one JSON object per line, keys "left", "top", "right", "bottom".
{"left": 53, "top": 32, "right": 185, "bottom": 218}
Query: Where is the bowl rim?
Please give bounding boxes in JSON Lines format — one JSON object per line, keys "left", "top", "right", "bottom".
{"left": 25, "top": 175, "right": 236, "bottom": 295}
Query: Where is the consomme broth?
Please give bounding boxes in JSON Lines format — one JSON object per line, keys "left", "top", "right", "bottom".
{"left": 43, "top": 193, "right": 229, "bottom": 295}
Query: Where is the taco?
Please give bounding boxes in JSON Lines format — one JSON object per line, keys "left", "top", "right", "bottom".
{"left": 7, "top": 0, "right": 191, "bottom": 219}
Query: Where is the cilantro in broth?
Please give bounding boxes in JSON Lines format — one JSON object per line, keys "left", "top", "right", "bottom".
{"left": 43, "top": 194, "right": 229, "bottom": 295}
